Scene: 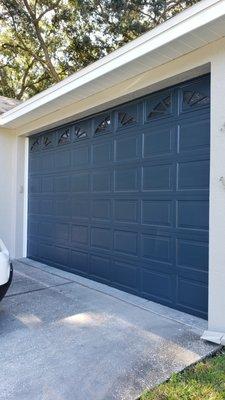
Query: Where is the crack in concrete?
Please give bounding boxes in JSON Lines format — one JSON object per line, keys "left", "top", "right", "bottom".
{"left": 5, "top": 280, "right": 74, "bottom": 298}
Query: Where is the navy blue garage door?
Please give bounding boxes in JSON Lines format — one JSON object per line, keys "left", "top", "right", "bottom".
{"left": 28, "top": 75, "right": 210, "bottom": 319}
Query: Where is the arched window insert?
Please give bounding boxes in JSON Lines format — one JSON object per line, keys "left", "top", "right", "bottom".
{"left": 58, "top": 128, "right": 70, "bottom": 145}
{"left": 95, "top": 115, "right": 111, "bottom": 135}
{"left": 30, "top": 137, "right": 41, "bottom": 152}
{"left": 43, "top": 135, "right": 52, "bottom": 148}
{"left": 148, "top": 95, "right": 171, "bottom": 119}
{"left": 183, "top": 90, "right": 210, "bottom": 107}
{"left": 119, "top": 112, "right": 136, "bottom": 127}
{"left": 75, "top": 127, "right": 88, "bottom": 139}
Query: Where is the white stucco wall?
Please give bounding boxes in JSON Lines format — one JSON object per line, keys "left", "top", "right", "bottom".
{"left": 0, "top": 132, "right": 17, "bottom": 255}
{"left": 1, "top": 36, "right": 225, "bottom": 337}
{"left": 0, "top": 132, "right": 27, "bottom": 259}
{"left": 208, "top": 47, "right": 225, "bottom": 334}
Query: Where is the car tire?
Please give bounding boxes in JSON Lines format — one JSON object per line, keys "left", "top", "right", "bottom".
{"left": 0, "top": 264, "right": 13, "bottom": 301}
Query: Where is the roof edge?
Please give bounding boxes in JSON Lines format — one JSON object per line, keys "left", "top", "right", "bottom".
{"left": 0, "top": 0, "right": 224, "bottom": 127}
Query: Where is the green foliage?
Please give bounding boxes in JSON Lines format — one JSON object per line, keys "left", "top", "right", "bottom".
{"left": 140, "top": 351, "right": 225, "bottom": 400}
{"left": 0, "top": 0, "right": 200, "bottom": 99}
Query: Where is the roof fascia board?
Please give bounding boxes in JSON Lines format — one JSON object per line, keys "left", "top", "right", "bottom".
{"left": 0, "top": 0, "right": 224, "bottom": 126}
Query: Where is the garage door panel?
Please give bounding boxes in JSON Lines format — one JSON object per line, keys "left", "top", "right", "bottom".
{"left": 54, "top": 149, "right": 71, "bottom": 169}
{"left": 177, "top": 200, "right": 209, "bottom": 231}
{"left": 176, "top": 238, "right": 208, "bottom": 272}
{"left": 92, "top": 140, "right": 112, "bottom": 164}
{"left": 72, "top": 173, "right": 90, "bottom": 192}
{"left": 29, "top": 218, "right": 71, "bottom": 244}
{"left": 39, "top": 243, "right": 70, "bottom": 266}
{"left": 40, "top": 152, "right": 54, "bottom": 172}
{"left": 28, "top": 75, "right": 210, "bottom": 318}
{"left": 90, "top": 254, "right": 111, "bottom": 282}
{"left": 54, "top": 198, "right": 71, "bottom": 218}
{"left": 111, "top": 260, "right": 138, "bottom": 292}
{"left": 141, "top": 200, "right": 173, "bottom": 227}
{"left": 54, "top": 175, "right": 70, "bottom": 192}
{"left": 71, "top": 250, "right": 89, "bottom": 275}
{"left": 39, "top": 220, "right": 55, "bottom": 238}
{"left": 29, "top": 198, "right": 40, "bottom": 215}
{"left": 29, "top": 155, "right": 41, "bottom": 173}
{"left": 92, "top": 170, "right": 111, "bottom": 192}
{"left": 27, "top": 240, "right": 38, "bottom": 258}
{"left": 72, "top": 145, "right": 89, "bottom": 167}
{"left": 28, "top": 218, "right": 39, "bottom": 237}
{"left": 72, "top": 198, "right": 90, "bottom": 219}
{"left": 36, "top": 242, "right": 53, "bottom": 263}
{"left": 114, "top": 199, "right": 138, "bottom": 223}
{"left": 91, "top": 227, "right": 112, "bottom": 251}
{"left": 71, "top": 224, "right": 89, "bottom": 246}
{"left": 143, "top": 126, "right": 174, "bottom": 158}
{"left": 178, "top": 119, "right": 210, "bottom": 153}
{"left": 92, "top": 199, "right": 111, "bottom": 221}
{"left": 141, "top": 268, "right": 174, "bottom": 303}
{"left": 177, "top": 160, "right": 209, "bottom": 190}
{"left": 29, "top": 176, "right": 41, "bottom": 194}
{"left": 114, "top": 134, "right": 140, "bottom": 161}
{"left": 54, "top": 223, "right": 70, "bottom": 243}
{"left": 142, "top": 164, "right": 173, "bottom": 191}
{"left": 114, "top": 166, "right": 139, "bottom": 192}
{"left": 114, "top": 230, "right": 138, "bottom": 256}
{"left": 42, "top": 176, "right": 54, "bottom": 193}
{"left": 177, "top": 278, "right": 208, "bottom": 317}
{"left": 39, "top": 198, "right": 54, "bottom": 216}
{"left": 178, "top": 266, "right": 208, "bottom": 285}
{"left": 141, "top": 233, "right": 173, "bottom": 264}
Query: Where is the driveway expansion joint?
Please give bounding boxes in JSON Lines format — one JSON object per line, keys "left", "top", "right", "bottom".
{"left": 5, "top": 280, "right": 74, "bottom": 298}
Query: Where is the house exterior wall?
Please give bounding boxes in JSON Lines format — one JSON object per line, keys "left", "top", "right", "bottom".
{"left": 0, "top": 133, "right": 27, "bottom": 259}
{"left": 0, "top": 132, "right": 17, "bottom": 254}
{"left": 1, "top": 36, "right": 225, "bottom": 335}
{"left": 208, "top": 48, "right": 225, "bottom": 333}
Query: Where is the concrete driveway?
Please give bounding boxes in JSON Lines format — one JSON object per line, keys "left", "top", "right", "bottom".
{"left": 0, "top": 259, "right": 217, "bottom": 400}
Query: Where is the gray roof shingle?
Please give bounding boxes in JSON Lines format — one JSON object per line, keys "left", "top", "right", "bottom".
{"left": 0, "top": 96, "right": 21, "bottom": 115}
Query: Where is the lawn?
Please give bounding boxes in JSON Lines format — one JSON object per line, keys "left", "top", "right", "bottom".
{"left": 140, "top": 350, "right": 225, "bottom": 400}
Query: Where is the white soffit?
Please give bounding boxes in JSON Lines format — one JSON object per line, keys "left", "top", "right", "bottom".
{"left": 1, "top": 0, "right": 225, "bottom": 129}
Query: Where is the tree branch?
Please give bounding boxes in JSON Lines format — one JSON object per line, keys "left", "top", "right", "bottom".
{"left": 17, "top": 59, "right": 35, "bottom": 99}
{"left": 36, "top": 0, "right": 62, "bottom": 22}
{"left": 22, "top": 0, "right": 60, "bottom": 82}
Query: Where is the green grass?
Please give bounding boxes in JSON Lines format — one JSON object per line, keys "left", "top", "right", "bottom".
{"left": 140, "top": 350, "right": 225, "bottom": 400}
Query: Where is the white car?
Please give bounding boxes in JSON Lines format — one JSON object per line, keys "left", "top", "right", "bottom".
{"left": 0, "top": 239, "right": 13, "bottom": 301}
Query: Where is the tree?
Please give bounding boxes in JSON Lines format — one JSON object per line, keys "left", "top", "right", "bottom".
{"left": 0, "top": 0, "right": 200, "bottom": 100}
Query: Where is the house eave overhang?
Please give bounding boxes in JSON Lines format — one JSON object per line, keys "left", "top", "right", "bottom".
{"left": 1, "top": 0, "right": 225, "bottom": 134}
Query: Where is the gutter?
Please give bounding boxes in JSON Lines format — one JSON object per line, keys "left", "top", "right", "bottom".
{"left": 0, "top": 0, "right": 224, "bottom": 127}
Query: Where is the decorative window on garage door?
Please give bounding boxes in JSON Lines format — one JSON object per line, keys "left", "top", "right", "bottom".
{"left": 117, "top": 104, "right": 138, "bottom": 129}
{"left": 58, "top": 128, "right": 71, "bottom": 145}
{"left": 181, "top": 79, "right": 210, "bottom": 112}
{"left": 94, "top": 114, "right": 111, "bottom": 135}
{"left": 146, "top": 91, "right": 173, "bottom": 120}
